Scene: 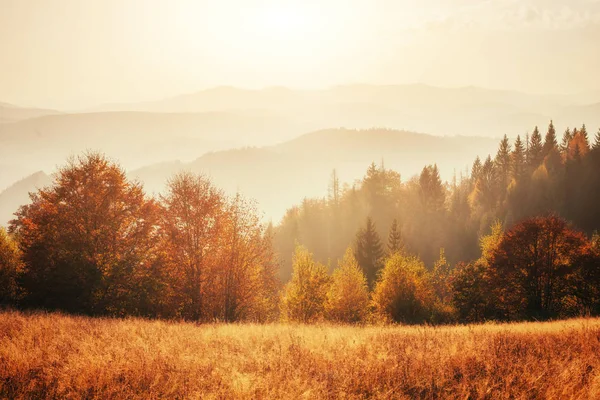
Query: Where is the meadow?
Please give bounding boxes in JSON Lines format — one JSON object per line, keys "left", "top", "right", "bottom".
{"left": 1, "top": 311, "right": 599, "bottom": 399}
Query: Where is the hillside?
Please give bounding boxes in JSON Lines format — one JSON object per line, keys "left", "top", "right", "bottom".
{"left": 86, "top": 84, "right": 600, "bottom": 138}
{"left": 0, "top": 110, "right": 305, "bottom": 188}
{"left": 0, "top": 171, "right": 51, "bottom": 226}
{"left": 0, "top": 102, "right": 59, "bottom": 124}
{"left": 132, "top": 128, "right": 500, "bottom": 221}
{"left": 2, "top": 311, "right": 599, "bottom": 399}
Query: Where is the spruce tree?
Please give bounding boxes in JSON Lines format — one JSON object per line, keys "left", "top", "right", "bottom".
{"left": 581, "top": 124, "right": 589, "bottom": 146}
{"left": 543, "top": 120, "right": 558, "bottom": 155}
{"left": 594, "top": 129, "right": 600, "bottom": 150}
{"left": 495, "top": 135, "right": 511, "bottom": 192}
{"left": 511, "top": 135, "right": 526, "bottom": 181}
{"left": 387, "top": 218, "right": 402, "bottom": 255}
{"left": 560, "top": 128, "right": 572, "bottom": 156}
{"left": 355, "top": 217, "right": 384, "bottom": 288}
{"left": 527, "top": 126, "right": 543, "bottom": 168}
{"left": 471, "top": 156, "right": 482, "bottom": 184}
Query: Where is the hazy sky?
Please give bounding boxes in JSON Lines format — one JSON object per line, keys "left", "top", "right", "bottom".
{"left": 1, "top": 0, "right": 600, "bottom": 109}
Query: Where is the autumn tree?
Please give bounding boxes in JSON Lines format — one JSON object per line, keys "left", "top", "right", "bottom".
{"left": 325, "top": 248, "right": 369, "bottom": 323}
{"left": 281, "top": 245, "right": 330, "bottom": 322}
{"left": 488, "top": 215, "right": 591, "bottom": 320}
{"left": 355, "top": 217, "right": 384, "bottom": 288}
{"left": 159, "top": 172, "right": 227, "bottom": 320}
{"left": 218, "top": 193, "right": 279, "bottom": 322}
{"left": 371, "top": 252, "right": 435, "bottom": 324}
{"left": 451, "top": 262, "right": 492, "bottom": 322}
{"left": 0, "top": 228, "right": 22, "bottom": 306}
{"left": 10, "top": 153, "right": 159, "bottom": 315}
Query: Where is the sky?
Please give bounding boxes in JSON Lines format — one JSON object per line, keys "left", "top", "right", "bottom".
{"left": 1, "top": 0, "right": 600, "bottom": 109}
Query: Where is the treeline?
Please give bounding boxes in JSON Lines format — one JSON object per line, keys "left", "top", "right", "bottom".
{"left": 0, "top": 154, "right": 278, "bottom": 321}
{"left": 274, "top": 122, "right": 600, "bottom": 278}
{"left": 0, "top": 121, "right": 600, "bottom": 324}
{"left": 279, "top": 215, "right": 600, "bottom": 324}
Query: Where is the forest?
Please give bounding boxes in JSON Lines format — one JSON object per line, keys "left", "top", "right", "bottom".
{"left": 1, "top": 121, "right": 600, "bottom": 325}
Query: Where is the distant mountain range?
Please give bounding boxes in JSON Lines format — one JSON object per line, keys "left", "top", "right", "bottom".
{"left": 1, "top": 128, "right": 501, "bottom": 225}
{"left": 1, "top": 84, "right": 599, "bottom": 223}
{"left": 0, "top": 102, "right": 60, "bottom": 124}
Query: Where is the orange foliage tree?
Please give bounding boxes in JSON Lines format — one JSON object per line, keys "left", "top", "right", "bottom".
{"left": 10, "top": 153, "right": 159, "bottom": 315}
{"left": 488, "top": 215, "right": 594, "bottom": 320}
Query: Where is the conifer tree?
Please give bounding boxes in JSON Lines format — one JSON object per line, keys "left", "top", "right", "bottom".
{"left": 511, "top": 135, "right": 526, "bottom": 181}
{"left": 387, "top": 218, "right": 402, "bottom": 255}
{"left": 527, "top": 126, "right": 544, "bottom": 168}
{"left": 355, "top": 217, "right": 384, "bottom": 288}
{"left": 543, "top": 120, "right": 558, "bottom": 156}
{"left": 471, "top": 156, "right": 482, "bottom": 182}
{"left": 594, "top": 129, "right": 600, "bottom": 150}
{"left": 581, "top": 124, "right": 589, "bottom": 146}
{"left": 560, "top": 128, "right": 572, "bottom": 156}
{"left": 495, "top": 135, "right": 511, "bottom": 193}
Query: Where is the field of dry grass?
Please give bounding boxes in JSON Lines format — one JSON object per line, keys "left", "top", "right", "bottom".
{"left": 1, "top": 311, "right": 600, "bottom": 399}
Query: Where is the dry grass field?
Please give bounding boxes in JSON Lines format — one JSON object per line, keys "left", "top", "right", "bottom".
{"left": 1, "top": 311, "right": 600, "bottom": 399}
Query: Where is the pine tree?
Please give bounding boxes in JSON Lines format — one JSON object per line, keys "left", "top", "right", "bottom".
{"left": 594, "top": 129, "right": 600, "bottom": 150}
{"left": 560, "top": 128, "right": 572, "bottom": 157}
{"left": 527, "top": 126, "right": 543, "bottom": 168}
{"left": 471, "top": 156, "right": 482, "bottom": 182}
{"left": 387, "top": 218, "right": 402, "bottom": 255}
{"left": 419, "top": 164, "right": 445, "bottom": 212}
{"left": 355, "top": 217, "right": 384, "bottom": 288}
{"left": 581, "top": 124, "right": 589, "bottom": 146}
{"left": 495, "top": 134, "right": 511, "bottom": 193}
{"left": 328, "top": 169, "right": 340, "bottom": 207}
{"left": 543, "top": 120, "right": 558, "bottom": 156}
{"left": 511, "top": 135, "right": 526, "bottom": 181}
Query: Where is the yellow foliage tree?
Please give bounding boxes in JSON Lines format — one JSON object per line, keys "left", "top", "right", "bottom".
{"left": 0, "top": 227, "right": 22, "bottom": 305}
{"left": 281, "top": 245, "right": 330, "bottom": 323}
{"left": 325, "top": 248, "right": 369, "bottom": 323}
{"left": 371, "top": 252, "right": 435, "bottom": 324}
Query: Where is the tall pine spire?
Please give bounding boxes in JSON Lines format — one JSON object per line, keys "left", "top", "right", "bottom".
{"left": 543, "top": 120, "right": 557, "bottom": 155}
{"left": 355, "top": 217, "right": 384, "bottom": 288}
{"left": 387, "top": 218, "right": 403, "bottom": 255}
{"left": 527, "top": 126, "right": 543, "bottom": 168}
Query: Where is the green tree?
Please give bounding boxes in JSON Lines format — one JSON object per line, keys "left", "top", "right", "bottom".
{"left": 281, "top": 245, "right": 330, "bottom": 322}
{"left": 355, "top": 217, "right": 384, "bottom": 288}
{"left": 325, "top": 248, "right": 369, "bottom": 323}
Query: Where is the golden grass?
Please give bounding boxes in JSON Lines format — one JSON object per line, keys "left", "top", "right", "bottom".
{"left": 1, "top": 311, "right": 600, "bottom": 399}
